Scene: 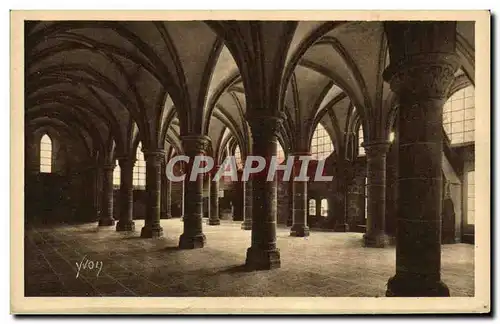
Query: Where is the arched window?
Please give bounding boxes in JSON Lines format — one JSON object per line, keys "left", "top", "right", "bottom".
{"left": 310, "top": 123, "right": 334, "bottom": 160}
{"left": 40, "top": 134, "right": 52, "bottom": 173}
{"left": 234, "top": 145, "right": 243, "bottom": 169}
{"left": 133, "top": 142, "right": 146, "bottom": 189}
{"left": 309, "top": 199, "right": 316, "bottom": 216}
{"left": 467, "top": 170, "right": 475, "bottom": 225}
{"left": 277, "top": 142, "right": 285, "bottom": 164}
{"left": 443, "top": 85, "right": 475, "bottom": 144}
{"left": 320, "top": 199, "right": 328, "bottom": 217}
{"left": 389, "top": 131, "right": 395, "bottom": 143}
{"left": 358, "top": 125, "right": 365, "bottom": 156}
{"left": 113, "top": 160, "right": 120, "bottom": 188}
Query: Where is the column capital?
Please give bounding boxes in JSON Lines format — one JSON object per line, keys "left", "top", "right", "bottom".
{"left": 290, "top": 151, "right": 311, "bottom": 157}
{"left": 117, "top": 156, "right": 136, "bottom": 169}
{"left": 247, "top": 114, "right": 282, "bottom": 137}
{"left": 181, "top": 135, "right": 211, "bottom": 155}
{"left": 383, "top": 53, "right": 460, "bottom": 99}
{"left": 363, "top": 141, "right": 391, "bottom": 156}
{"left": 102, "top": 163, "right": 115, "bottom": 171}
{"left": 142, "top": 149, "right": 166, "bottom": 165}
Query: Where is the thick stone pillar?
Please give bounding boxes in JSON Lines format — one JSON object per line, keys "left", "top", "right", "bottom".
{"left": 160, "top": 159, "right": 172, "bottom": 219}
{"left": 179, "top": 179, "right": 185, "bottom": 219}
{"left": 241, "top": 175, "right": 253, "bottom": 230}
{"left": 179, "top": 135, "right": 210, "bottom": 249}
{"left": 165, "top": 177, "right": 172, "bottom": 219}
{"left": 363, "top": 142, "right": 390, "bottom": 247}
{"left": 140, "top": 150, "right": 165, "bottom": 238}
{"left": 116, "top": 157, "right": 135, "bottom": 231}
{"left": 383, "top": 21, "right": 459, "bottom": 296}
{"left": 290, "top": 153, "right": 310, "bottom": 237}
{"left": 208, "top": 167, "right": 221, "bottom": 225}
{"left": 245, "top": 116, "right": 281, "bottom": 270}
{"left": 98, "top": 164, "right": 116, "bottom": 226}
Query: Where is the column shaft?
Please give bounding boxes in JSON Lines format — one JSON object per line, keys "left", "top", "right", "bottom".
{"left": 116, "top": 158, "right": 135, "bottom": 231}
{"left": 98, "top": 165, "right": 115, "bottom": 226}
{"left": 179, "top": 136, "right": 210, "bottom": 249}
{"left": 363, "top": 143, "right": 390, "bottom": 247}
{"left": 140, "top": 151, "right": 164, "bottom": 238}
{"left": 241, "top": 177, "right": 253, "bottom": 230}
{"left": 166, "top": 177, "right": 172, "bottom": 218}
{"left": 208, "top": 170, "right": 221, "bottom": 225}
{"left": 290, "top": 155, "right": 310, "bottom": 236}
{"left": 245, "top": 116, "right": 281, "bottom": 270}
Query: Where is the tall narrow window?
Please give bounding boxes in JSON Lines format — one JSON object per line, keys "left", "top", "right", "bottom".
{"left": 467, "top": 170, "right": 475, "bottom": 225}
{"left": 389, "top": 131, "right": 395, "bottom": 143}
{"left": 40, "top": 134, "right": 52, "bottom": 173}
{"left": 309, "top": 199, "right": 316, "bottom": 216}
{"left": 320, "top": 199, "right": 328, "bottom": 217}
{"left": 113, "top": 160, "right": 120, "bottom": 188}
{"left": 234, "top": 145, "right": 243, "bottom": 170}
{"left": 310, "top": 123, "right": 334, "bottom": 160}
{"left": 133, "top": 142, "right": 146, "bottom": 189}
{"left": 277, "top": 142, "right": 286, "bottom": 164}
{"left": 443, "top": 86, "right": 475, "bottom": 144}
{"left": 358, "top": 125, "right": 365, "bottom": 156}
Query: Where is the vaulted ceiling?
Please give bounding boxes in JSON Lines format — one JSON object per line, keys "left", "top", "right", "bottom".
{"left": 25, "top": 20, "right": 475, "bottom": 164}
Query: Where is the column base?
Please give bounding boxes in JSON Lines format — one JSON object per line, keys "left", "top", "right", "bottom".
{"left": 241, "top": 220, "right": 252, "bottom": 230}
{"left": 245, "top": 247, "right": 281, "bottom": 270}
{"left": 98, "top": 218, "right": 115, "bottom": 226}
{"left": 179, "top": 233, "right": 206, "bottom": 249}
{"left": 386, "top": 274, "right": 450, "bottom": 297}
{"left": 208, "top": 218, "right": 221, "bottom": 226}
{"left": 116, "top": 220, "right": 135, "bottom": 232}
{"left": 140, "top": 225, "right": 164, "bottom": 238}
{"left": 363, "top": 232, "right": 390, "bottom": 248}
{"left": 290, "top": 224, "right": 310, "bottom": 237}
{"left": 334, "top": 223, "right": 349, "bottom": 232}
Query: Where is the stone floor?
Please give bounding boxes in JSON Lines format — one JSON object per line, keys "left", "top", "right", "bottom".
{"left": 24, "top": 219, "right": 474, "bottom": 297}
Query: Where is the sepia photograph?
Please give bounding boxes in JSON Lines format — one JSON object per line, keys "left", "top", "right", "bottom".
{"left": 10, "top": 10, "right": 491, "bottom": 314}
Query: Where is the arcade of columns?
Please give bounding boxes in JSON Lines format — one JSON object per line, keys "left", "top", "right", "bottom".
{"left": 93, "top": 22, "right": 459, "bottom": 297}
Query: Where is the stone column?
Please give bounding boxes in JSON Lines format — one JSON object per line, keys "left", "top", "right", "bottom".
{"left": 116, "top": 157, "right": 135, "bottom": 231}
{"left": 290, "top": 153, "right": 310, "bottom": 237}
{"left": 245, "top": 116, "right": 281, "bottom": 270}
{"left": 98, "top": 163, "right": 116, "bottom": 226}
{"left": 179, "top": 173, "right": 186, "bottom": 221}
{"left": 179, "top": 135, "right": 210, "bottom": 249}
{"left": 383, "top": 21, "right": 459, "bottom": 296}
{"left": 140, "top": 150, "right": 165, "bottom": 238}
{"left": 362, "top": 142, "right": 390, "bottom": 247}
{"left": 208, "top": 167, "right": 221, "bottom": 225}
{"left": 241, "top": 179, "right": 253, "bottom": 230}
{"left": 160, "top": 159, "right": 171, "bottom": 219}
{"left": 165, "top": 177, "right": 172, "bottom": 219}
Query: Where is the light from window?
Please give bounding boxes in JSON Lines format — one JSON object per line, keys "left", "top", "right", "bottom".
{"left": 234, "top": 145, "right": 243, "bottom": 169}
{"left": 358, "top": 125, "right": 365, "bottom": 156}
{"left": 133, "top": 142, "right": 146, "bottom": 188}
{"left": 40, "top": 134, "right": 52, "bottom": 173}
{"left": 309, "top": 199, "right": 316, "bottom": 216}
{"left": 390, "top": 131, "right": 395, "bottom": 143}
{"left": 320, "top": 199, "right": 328, "bottom": 217}
{"left": 467, "top": 170, "right": 475, "bottom": 225}
{"left": 277, "top": 142, "right": 285, "bottom": 164}
{"left": 443, "top": 86, "right": 475, "bottom": 144}
{"left": 113, "top": 160, "right": 120, "bottom": 187}
{"left": 310, "top": 123, "right": 334, "bottom": 160}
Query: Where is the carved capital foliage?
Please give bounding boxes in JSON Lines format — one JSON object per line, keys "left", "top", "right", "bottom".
{"left": 363, "top": 141, "right": 391, "bottom": 157}
{"left": 143, "top": 150, "right": 166, "bottom": 165}
{"left": 181, "top": 135, "right": 211, "bottom": 156}
{"left": 384, "top": 53, "right": 460, "bottom": 100}
{"left": 117, "top": 157, "right": 136, "bottom": 170}
{"left": 247, "top": 115, "right": 282, "bottom": 140}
